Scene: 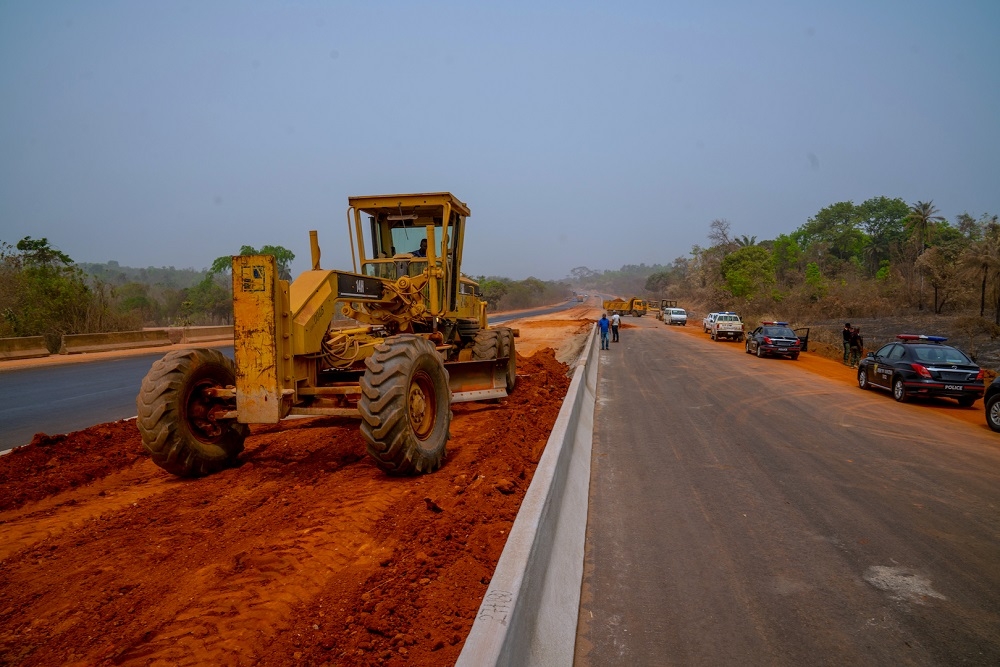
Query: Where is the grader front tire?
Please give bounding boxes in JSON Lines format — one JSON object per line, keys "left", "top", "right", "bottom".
{"left": 136, "top": 348, "right": 247, "bottom": 477}
{"left": 472, "top": 329, "right": 500, "bottom": 361}
{"left": 359, "top": 336, "right": 451, "bottom": 475}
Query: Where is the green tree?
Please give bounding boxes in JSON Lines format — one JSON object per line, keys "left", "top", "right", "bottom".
{"left": 857, "top": 196, "right": 909, "bottom": 275}
{"left": 804, "top": 262, "right": 827, "bottom": 300}
{"left": 645, "top": 270, "right": 672, "bottom": 293}
{"left": 793, "top": 202, "right": 865, "bottom": 263}
{"left": 720, "top": 246, "right": 775, "bottom": 300}
{"left": 958, "top": 214, "right": 1000, "bottom": 318}
{"left": 0, "top": 237, "right": 93, "bottom": 348}
{"left": 185, "top": 276, "right": 234, "bottom": 324}
{"left": 770, "top": 234, "right": 802, "bottom": 286}
{"left": 117, "top": 282, "right": 160, "bottom": 324}
{"left": 211, "top": 244, "right": 295, "bottom": 279}
{"left": 477, "top": 278, "right": 508, "bottom": 310}
{"left": 905, "top": 200, "right": 945, "bottom": 253}
{"left": 905, "top": 201, "right": 946, "bottom": 310}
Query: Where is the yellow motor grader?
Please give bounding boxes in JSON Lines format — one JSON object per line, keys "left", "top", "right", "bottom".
{"left": 136, "top": 193, "right": 515, "bottom": 477}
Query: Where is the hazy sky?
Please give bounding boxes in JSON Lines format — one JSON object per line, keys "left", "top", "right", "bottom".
{"left": 1, "top": 1, "right": 998, "bottom": 281}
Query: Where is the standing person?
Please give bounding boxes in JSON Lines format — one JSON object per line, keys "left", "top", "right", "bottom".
{"left": 842, "top": 322, "right": 852, "bottom": 365}
{"left": 849, "top": 326, "right": 863, "bottom": 368}
{"left": 611, "top": 312, "right": 621, "bottom": 343}
{"left": 599, "top": 313, "right": 611, "bottom": 350}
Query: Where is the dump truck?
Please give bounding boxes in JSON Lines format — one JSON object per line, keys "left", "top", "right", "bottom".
{"left": 603, "top": 297, "right": 647, "bottom": 317}
{"left": 136, "top": 193, "right": 515, "bottom": 477}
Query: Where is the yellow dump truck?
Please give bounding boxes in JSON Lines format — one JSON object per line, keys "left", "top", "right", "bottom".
{"left": 603, "top": 297, "right": 647, "bottom": 317}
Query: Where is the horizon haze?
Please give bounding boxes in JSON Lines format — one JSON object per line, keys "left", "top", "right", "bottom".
{"left": 2, "top": 1, "right": 998, "bottom": 281}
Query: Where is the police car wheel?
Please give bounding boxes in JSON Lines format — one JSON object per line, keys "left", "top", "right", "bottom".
{"left": 986, "top": 394, "right": 1000, "bottom": 432}
{"left": 892, "top": 377, "right": 908, "bottom": 402}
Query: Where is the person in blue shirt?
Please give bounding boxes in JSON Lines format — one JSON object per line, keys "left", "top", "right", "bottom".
{"left": 599, "top": 313, "right": 611, "bottom": 350}
{"left": 412, "top": 239, "right": 427, "bottom": 257}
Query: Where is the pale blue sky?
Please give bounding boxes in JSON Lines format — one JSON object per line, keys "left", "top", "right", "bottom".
{"left": 1, "top": 1, "right": 997, "bottom": 280}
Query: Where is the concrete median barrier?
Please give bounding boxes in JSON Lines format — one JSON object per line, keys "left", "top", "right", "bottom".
{"left": 59, "top": 330, "right": 172, "bottom": 355}
{"left": 457, "top": 324, "right": 599, "bottom": 667}
{"left": 179, "top": 325, "right": 234, "bottom": 344}
{"left": 0, "top": 336, "right": 51, "bottom": 361}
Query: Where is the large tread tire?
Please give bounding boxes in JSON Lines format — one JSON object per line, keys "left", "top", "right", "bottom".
{"left": 496, "top": 327, "right": 517, "bottom": 393}
{"left": 472, "top": 329, "right": 500, "bottom": 361}
{"left": 359, "top": 335, "right": 451, "bottom": 475}
{"left": 136, "top": 348, "right": 247, "bottom": 477}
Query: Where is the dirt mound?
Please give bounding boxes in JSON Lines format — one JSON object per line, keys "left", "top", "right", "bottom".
{"left": 0, "top": 348, "right": 574, "bottom": 667}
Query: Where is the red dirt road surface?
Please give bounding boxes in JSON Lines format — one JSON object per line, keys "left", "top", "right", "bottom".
{"left": 0, "top": 308, "right": 596, "bottom": 667}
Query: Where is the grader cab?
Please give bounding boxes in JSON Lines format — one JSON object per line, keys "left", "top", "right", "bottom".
{"left": 137, "top": 193, "right": 515, "bottom": 477}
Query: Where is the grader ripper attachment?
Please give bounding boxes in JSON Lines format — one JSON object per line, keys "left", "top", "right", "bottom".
{"left": 136, "top": 193, "right": 516, "bottom": 477}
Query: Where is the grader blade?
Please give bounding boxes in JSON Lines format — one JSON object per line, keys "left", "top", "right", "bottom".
{"left": 446, "top": 357, "right": 511, "bottom": 403}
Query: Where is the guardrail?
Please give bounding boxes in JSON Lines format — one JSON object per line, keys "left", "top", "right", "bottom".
{"left": 0, "top": 336, "right": 51, "bottom": 361}
{"left": 457, "top": 324, "right": 599, "bottom": 666}
{"left": 59, "top": 330, "right": 173, "bottom": 355}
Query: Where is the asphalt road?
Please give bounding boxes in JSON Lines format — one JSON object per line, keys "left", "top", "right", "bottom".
{"left": 576, "top": 317, "right": 1000, "bottom": 666}
{"left": 0, "top": 301, "right": 578, "bottom": 453}
{"left": 0, "top": 349, "right": 234, "bottom": 453}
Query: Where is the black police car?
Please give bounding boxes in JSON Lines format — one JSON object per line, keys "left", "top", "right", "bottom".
{"left": 857, "top": 334, "right": 984, "bottom": 406}
{"left": 744, "top": 321, "right": 803, "bottom": 359}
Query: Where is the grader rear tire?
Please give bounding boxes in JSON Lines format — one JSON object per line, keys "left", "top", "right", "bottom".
{"left": 359, "top": 336, "right": 451, "bottom": 475}
{"left": 496, "top": 327, "right": 517, "bottom": 393}
{"left": 136, "top": 348, "right": 247, "bottom": 477}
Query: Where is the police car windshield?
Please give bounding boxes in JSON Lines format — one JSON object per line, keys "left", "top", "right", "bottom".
{"left": 763, "top": 327, "right": 796, "bottom": 338}
{"left": 911, "top": 345, "right": 972, "bottom": 365}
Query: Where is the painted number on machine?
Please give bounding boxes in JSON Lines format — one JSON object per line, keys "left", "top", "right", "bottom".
{"left": 337, "top": 273, "right": 383, "bottom": 300}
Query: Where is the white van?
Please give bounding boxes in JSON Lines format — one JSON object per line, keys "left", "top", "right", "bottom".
{"left": 664, "top": 308, "right": 688, "bottom": 326}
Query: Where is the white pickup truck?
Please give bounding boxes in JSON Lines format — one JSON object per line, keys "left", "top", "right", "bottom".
{"left": 710, "top": 312, "right": 744, "bottom": 342}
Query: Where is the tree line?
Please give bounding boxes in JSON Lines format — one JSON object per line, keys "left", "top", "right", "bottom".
{"left": 1, "top": 237, "right": 571, "bottom": 350}
{"left": 570, "top": 196, "right": 1000, "bottom": 335}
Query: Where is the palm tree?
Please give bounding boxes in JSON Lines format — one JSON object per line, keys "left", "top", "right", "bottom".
{"left": 906, "top": 201, "right": 945, "bottom": 310}
{"left": 906, "top": 200, "right": 945, "bottom": 254}
{"left": 958, "top": 217, "right": 1000, "bottom": 320}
